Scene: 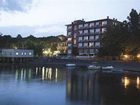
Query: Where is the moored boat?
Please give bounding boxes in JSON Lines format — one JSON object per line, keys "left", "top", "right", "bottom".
{"left": 66, "top": 64, "right": 76, "bottom": 67}
{"left": 88, "top": 65, "right": 101, "bottom": 70}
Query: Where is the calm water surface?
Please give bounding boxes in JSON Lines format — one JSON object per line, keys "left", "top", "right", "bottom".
{"left": 0, "top": 66, "right": 140, "bottom": 105}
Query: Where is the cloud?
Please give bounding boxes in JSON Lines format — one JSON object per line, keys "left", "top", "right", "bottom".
{"left": 0, "top": 0, "right": 140, "bottom": 37}
{"left": 0, "top": 24, "right": 66, "bottom": 37}
{"left": 0, "top": 0, "right": 33, "bottom": 12}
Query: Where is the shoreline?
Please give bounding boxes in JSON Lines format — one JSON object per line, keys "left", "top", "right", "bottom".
{"left": 0, "top": 58, "right": 140, "bottom": 71}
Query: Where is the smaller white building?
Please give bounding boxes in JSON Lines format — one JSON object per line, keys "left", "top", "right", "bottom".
{"left": 0, "top": 49, "right": 34, "bottom": 58}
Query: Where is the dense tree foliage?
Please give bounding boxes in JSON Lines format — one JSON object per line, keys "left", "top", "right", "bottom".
{"left": 98, "top": 9, "right": 140, "bottom": 59}
{"left": 0, "top": 34, "right": 66, "bottom": 57}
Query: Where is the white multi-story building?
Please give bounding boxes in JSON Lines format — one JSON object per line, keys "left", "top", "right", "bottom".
{"left": 66, "top": 17, "right": 120, "bottom": 56}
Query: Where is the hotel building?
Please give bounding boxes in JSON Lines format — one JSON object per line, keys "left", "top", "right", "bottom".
{"left": 66, "top": 17, "right": 119, "bottom": 56}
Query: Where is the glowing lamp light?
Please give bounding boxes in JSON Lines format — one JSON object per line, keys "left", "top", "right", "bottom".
{"left": 137, "top": 77, "right": 140, "bottom": 89}
{"left": 122, "top": 77, "right": 130, "bottom": 88}
{"left": 124, "top": 54, "right": 129, "bottom": 58}
{"left": 137, "top": 54, "right": 140, "bottom": 58}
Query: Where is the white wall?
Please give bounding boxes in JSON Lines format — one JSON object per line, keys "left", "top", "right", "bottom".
{"left": 1, "top": 49, "right": 34, "bottom": 58}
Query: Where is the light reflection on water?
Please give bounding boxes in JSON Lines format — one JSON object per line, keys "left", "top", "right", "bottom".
{"left": 0, "top": 66, "right": 140, "bottom": 105}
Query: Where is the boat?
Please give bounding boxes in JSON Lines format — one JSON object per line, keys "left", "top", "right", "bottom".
{"left": 102, "top": 66, "right": 114, "bottom": 70}
{"left": 88, "top": 65, "right": 101, "bottom": 70}
{"left": 66, "top": 64, "right": 76, "bottom": 67}
{"left": 101, "top": 66, "right": 114, "bottom": 73}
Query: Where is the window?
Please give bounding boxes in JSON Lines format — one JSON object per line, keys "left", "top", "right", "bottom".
{"left": 67, "top": 26, "right": 72, "bottom": 30}
{"left": 78, "top": 37, "right": 82, "bottom": 41}
{"left": 90, "top": 49, "right": 94, "bottom": 53}
{"left": 21, "top": 52, "right": 24, "bottom": 55}
{"left": 84, "top": 23, "right": 88, "bottom": 27}
{"left": 83, "top": 43, "right": 88, "bottom": 47}
{"left": 79, "top": 30, "right": 83, "bottom": 34}
{"left": 95, "top": 42, "right": 100, "bottom": 47}
{"left": 95, "top": 35, "right": 99, "bottom": 40}
{"left": 68, "top": 50, "right": 72, "bottom": 54}
{"left": 79, "top": 49, "right": 83, "bottom": 54}
{"left": 89, "top": 36, "right": 94, "bottom": 40}
{"left": 74, "top": 26, "right": 77, "bottom": 30}
{"left": 68, "top": 38, "right": 72, "bottom": 41}
{"left": 102, "top": 21, "right": 107, "bottom": 26}
{"left": 95, "top": 28, "right": 100, "bottom": 34}
{"left": 16, "top": 52, "right": 19, "bottom": 55}
{"left": 84, "top": 36, "right": 88, "bottom": 41}
{"left": 78, "top": 43, "right": 82, "bottom": 47}
{"left": 89, "top": 22, "right": 94, "bottom": 27}
{"left": 84, "top": 30, "right": 88, "bottom": 34}
{"left": 68, "top": 44, "right": 72, "bottom": 47}
{"left": 95, "top": 22, "right": 100, "bottom": 26}
{"left": 89, "top": 29, "right": 94, "bottom": 34}
{"left": 74, "top": 33, "right": 77, "bottom": 38}
{"left": 102, "top": 28, "right": 106, "bottom": 33}
{"left": 29, "top": 52, "right": 32, "bottom": 55}
{"left": 74, "top": 39, "right": 76, "bottom": 44}
{"left": 84, "top": 49, "right": 88, "bottom": 53}
{"left": 68, "top": 32, "right": 71, "bottom": 35}
{"left": 95, "top": 49, "right": 99, "bottom": 53}
{"left": 24, "top": 52, "right": 27, "bottom": 55}
{"left": 79, "top": 24, "right": 83, "bottom": 29}
{"left": 89, "top": 42, "right": 94, "bottom": 47}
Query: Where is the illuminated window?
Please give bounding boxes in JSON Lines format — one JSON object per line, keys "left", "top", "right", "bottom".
{"left": 29, "top": 52, "right": 32, "bottom": 55}
{"left": 102, "top": 28, "right": 106, "bottom": 33}
{"left": 16, "top": 52, "right": 19, "bottom": 55}
{"left": 24, "top": 52, "right": 27, "bottom": 55}
{"left": 74, "top": 39, "right": 76, "bottom": 44}
{"left": 68, "top": 38, "right": 71, "bottom": 41}
{"left": 21, "top": 52, "right": 24, "bottom": 55}
{"left": 89, "top": 42, "right": 94, "bottom": 47}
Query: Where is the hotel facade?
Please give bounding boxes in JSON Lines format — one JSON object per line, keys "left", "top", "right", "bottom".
{"left": 66, "top": 17, "right": 119, "bottom": 56}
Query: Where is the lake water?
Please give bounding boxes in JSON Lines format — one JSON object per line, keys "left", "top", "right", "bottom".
{"left": 0, "top": 66, "right": 140, "bottom": 105}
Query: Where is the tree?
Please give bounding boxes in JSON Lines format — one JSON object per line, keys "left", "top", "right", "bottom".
{"left": 72, "top": 47, "right": 79, "bottom": 56}
{"left": 98, "top": 24, "right": 125, "bottom": 57}
{"left": 127, "top": 9, "right": 140, "bottom": 33}
{"left": 98, "top": 9, "right": 140, "bottom": 59}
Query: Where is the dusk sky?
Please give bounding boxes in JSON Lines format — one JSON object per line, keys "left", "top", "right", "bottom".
{"left": 0, "top": 0, "right": 140, "bottom": 37}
